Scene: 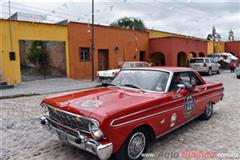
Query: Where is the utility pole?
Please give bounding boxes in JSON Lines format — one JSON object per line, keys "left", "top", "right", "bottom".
{"left": 8, "top": 0, "right": 13, "bottom": 51}
{"left": 91, "top": 0, "right": 95, "bottom": 81}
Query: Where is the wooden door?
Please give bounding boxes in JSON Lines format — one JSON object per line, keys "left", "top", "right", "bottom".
{"left": 98, "top": 49, "right": 109, "bottom": 71}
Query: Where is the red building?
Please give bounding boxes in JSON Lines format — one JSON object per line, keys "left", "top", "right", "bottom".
{"left": 225, "top": 41, "right": 240, "bottom": 58}
{"left": 149, "top": 36, "right": 208, "bottom": 66}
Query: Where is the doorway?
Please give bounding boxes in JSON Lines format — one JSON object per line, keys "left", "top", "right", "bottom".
{"left": 19, "top": 40, "right": 66, "bottom": 81}
{"left": 98, "top": 49, "right": 109, "bottom": 71}
{"left": 140, "top": 51, "right": 146, "bottom": 61}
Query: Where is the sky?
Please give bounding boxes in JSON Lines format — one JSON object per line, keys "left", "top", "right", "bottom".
{"left": 0, "top": 0, "right": 239, "bottom": 40}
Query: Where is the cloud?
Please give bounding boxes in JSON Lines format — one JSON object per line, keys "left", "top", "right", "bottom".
{"left": 1, "top": 0, "right": 239, "bottom": 40}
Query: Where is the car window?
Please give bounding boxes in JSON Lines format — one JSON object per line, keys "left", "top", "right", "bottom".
{"left": 190, "top": 59, "right": 204, "bottom": 63}
{"left": 169, "top": 72, "right": 203, "bottom": 91}
{"left": 134, "top": 63, "right": 149, "bottom": 67}
{"left": 205, "top": 59, "right": 210, "bottom": 63}
{"left": 122, "top": 63, "right": 134, "bottom": 69}
{"left": 189, "top": 72, "right": 203, "bottom": 86}
{"left": 169, "top": 72, "right": 190, "bottom": 91}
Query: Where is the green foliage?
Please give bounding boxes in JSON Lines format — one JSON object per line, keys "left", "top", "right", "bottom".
{"left": 110, "top": 17, "right": 146, "bottom": 31}
{"left": 27, "top": 41, "right": 49, "bottom": 79}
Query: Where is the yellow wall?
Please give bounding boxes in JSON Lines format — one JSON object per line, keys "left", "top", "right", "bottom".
{"left": 207, "top": 41, "right": 225, "bottom": 55}
{"left": 148, "top": 29, "right": 183, "bottom": 38}
{"left": 0, "top": 19, "right": 69, "bottom": 84}
{"left": 215, "top": 41, "right": 225, "bottom": 53}
{"left": 208, "top": 41, "right": 214, "bottom": 55}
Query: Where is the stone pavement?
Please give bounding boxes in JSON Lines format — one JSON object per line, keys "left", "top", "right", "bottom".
{"left": 0, "top": 78, "right": 97, "bottom": 99}
{"left": 1, "top": 72, "right": 240, "bottom": 160}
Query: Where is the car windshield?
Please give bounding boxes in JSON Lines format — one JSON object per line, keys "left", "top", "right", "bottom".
{"left": 121, "top": 63, "right": 134, "bottom": 69}
{"left": 190, "top": 59, "right": 204, "bottom": 63}
{"left": 111, "top": 70, "right": 170, "bottom": 92}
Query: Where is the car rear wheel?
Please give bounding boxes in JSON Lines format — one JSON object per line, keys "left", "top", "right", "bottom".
{"left": 217, "top": 68, "right": 221, "bottom": 74}
{"left": 115, "top": 128, "right": 149, "bottom": 160}
{"left": 200, "top": 103, "right": 213, "bottom": 120}
{"left": 208, "top": 69, "right": 212, "bottom": 76}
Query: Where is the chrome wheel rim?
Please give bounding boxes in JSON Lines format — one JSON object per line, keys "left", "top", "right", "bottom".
{"left": 127, "top": 132, "right": 146, "bottom": 159}
{"left": 206, "top": 103, "right": 213, "bottom": 117}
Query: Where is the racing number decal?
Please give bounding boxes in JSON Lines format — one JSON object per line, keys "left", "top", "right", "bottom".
{"left": 184, "top": 94, "right": 195, "bottom": 117}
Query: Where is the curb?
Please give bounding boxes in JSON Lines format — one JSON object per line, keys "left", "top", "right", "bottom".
{"left": 0, "top": 85, "right": 98, "bottom": 100}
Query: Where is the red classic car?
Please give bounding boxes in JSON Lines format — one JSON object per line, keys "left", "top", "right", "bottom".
{"left": 40, "top": 67, "right": 224, "bottom": 160}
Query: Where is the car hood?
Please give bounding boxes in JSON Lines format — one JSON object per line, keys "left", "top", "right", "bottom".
{"left": 42, "top": 87, "right": 159, "bottom": 121}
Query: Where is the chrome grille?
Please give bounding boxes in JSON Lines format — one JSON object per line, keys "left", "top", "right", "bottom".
{"left": 48, "top": 107, "right": 90, "bottom": 133}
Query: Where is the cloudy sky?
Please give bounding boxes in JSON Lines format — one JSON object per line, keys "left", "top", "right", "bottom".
{"left": 0, "top": 0, "right": 239, "bottom": 40}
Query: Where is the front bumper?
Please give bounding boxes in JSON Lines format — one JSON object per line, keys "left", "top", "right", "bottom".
{"left": 40, "top": 116, "right": 113, "bottom": 160}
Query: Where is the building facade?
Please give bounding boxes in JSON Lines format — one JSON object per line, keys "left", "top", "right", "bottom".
{"left": 0, "top": 19, "right": 69, "bottom": 84}
{"left": 68, "top": 22, "right": 149, "bottom": 80}
{"left": 149, "top": 36, "right": 207, "bottom": 66}
{"left": 225, "top": 41, "right": 240, "bottom": 57}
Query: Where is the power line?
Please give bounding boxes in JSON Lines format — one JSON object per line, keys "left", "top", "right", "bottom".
{"left": 0, "top": 4, "right": 90, "bottom": 22}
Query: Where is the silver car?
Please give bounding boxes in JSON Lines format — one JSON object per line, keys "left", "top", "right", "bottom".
{"left": 189, "top": 57, "right": 221, "bottom": 76}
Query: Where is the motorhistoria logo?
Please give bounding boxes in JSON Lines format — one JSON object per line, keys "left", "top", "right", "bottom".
{"left": 142, "top": 149, "right": 240, "bottom": 159}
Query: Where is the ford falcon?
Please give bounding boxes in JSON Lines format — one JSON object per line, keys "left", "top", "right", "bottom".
{"left": 40, "top": 67, "right": 224, "bottom": 160}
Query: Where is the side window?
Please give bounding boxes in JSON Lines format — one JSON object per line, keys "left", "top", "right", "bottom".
{"left": 205, "top": 59, "right": 210, "bottom": 63}
{"left": 80, "top": 48, "right": 90, "bottom": 61}
{"left": 190, "top": 72, "right": 203, "bottom": 86}
{"left": 179, "top": 72, "right": 190, "bottom": 83}
{"left": 169, "top": 72, "right": 190, "bottom": 91}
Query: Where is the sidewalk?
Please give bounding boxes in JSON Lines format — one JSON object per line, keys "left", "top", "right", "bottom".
{"left": 0, "top": 78, "right": 98, "bottom": 99}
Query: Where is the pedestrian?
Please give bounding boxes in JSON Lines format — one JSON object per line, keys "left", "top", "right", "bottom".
{"left": 229, "top": 61, "right": 235, "bottom": 72}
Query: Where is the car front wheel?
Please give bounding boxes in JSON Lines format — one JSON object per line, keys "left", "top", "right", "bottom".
{"left": 115, "top": 128, "right": 149, "bottom": 160}
{"left": 200, "top": 103, "right": 213, "bottom": 120}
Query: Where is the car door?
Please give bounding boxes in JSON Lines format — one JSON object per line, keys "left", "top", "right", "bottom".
{"left": 189, "top": 71, "right": 208, "bottom": 113}
{"left": 165, "top": 72, "right": 199, "bottom": 130}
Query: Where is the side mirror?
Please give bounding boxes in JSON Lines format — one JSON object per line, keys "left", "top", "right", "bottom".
{"left": 177, "top": 84, "right": 185, "bottom": 93}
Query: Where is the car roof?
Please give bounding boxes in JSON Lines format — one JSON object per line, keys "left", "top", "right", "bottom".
{"left": 191, "top": 57, "right": 211, "bottom": 59}
{"left": 124, "top": 66, "right": 194, "bottom": 72}
{"left": 123, "top": 61, "right": 148, "bottom": 64}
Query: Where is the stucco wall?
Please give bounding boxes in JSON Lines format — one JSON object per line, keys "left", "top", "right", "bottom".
{"left": 225, "top": 41, "right": 240, "bottom": 57}
{"left": 0, "top": 19, "right": 69, "bottom": 84}
{"left": 68, "top": 22, "right": 149, "bottom": 80}
{"left": 150, "top": 36, "right": 208, "bottom": 66}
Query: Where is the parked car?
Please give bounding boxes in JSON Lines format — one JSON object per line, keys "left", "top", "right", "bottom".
{"left": 189, "top": 57, "right": 221, "bottom": 76}
{"left": 40, "top": 67, "right": 224, "bottom": 160}
{"left": 97, "top": 61, "right": 150, "bottom": 83}
{"left": 236, "top": 66, "right": 240, "bottom": 79}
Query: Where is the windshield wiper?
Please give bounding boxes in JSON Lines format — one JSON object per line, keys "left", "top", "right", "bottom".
{"left": 97, "top": 83, "right": 120, "bottom": 88}
{"left": 123, "top": 84, "right": 144, "bottom": 91}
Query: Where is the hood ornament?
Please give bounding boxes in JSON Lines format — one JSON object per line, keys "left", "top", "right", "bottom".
{"left": 77, "top": 100, "right": 102, "bottom": 108}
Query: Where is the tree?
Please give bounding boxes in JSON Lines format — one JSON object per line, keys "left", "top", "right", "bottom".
{"left": 27, "top": 41, "right": 49, "bottom": 79}
{"left": 110, "top": 17, "right": 146, "bottom": 31}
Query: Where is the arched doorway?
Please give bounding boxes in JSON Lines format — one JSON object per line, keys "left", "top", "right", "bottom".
{"left": 177, "top": 52, "right": 187, "bottom": 67}
{"left": 199, "top": 52, "right": 205, "bottom": 57}
{"left": 187, "top": 52, "right": 197, "bottom": 65}
{"left": 150, "top": 52, "right": 165, "bottom": 66}
{"left": 188, "top": 52, "right": 197, "bottom": 59}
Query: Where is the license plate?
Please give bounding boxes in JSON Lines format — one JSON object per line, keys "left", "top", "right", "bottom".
{"left": 57, "top": 131, "right": 69, "bottom": 143}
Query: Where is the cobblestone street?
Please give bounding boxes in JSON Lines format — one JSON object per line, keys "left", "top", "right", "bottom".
{"left": 1, "top": 71, "right": 240, "bottom": 160}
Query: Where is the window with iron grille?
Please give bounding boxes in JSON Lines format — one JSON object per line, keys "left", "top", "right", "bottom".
{"left": 80, "top": 47, "right": 90, "bottom": 61}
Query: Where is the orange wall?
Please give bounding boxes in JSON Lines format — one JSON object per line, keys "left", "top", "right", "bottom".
{"left": 68, "top": 22, "right": 149, "bottom": 80}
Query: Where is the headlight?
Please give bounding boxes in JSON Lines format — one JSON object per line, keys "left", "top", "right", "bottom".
{"left": 41, "top": 103, "right": 49, "bottom": 116}
{"left": 89, "top": 122, "right": 104, "bottom": 140}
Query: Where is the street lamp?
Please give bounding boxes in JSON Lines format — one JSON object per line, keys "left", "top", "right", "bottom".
{"left": 91, "top": 0, "right": 95, "bottom": 81}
